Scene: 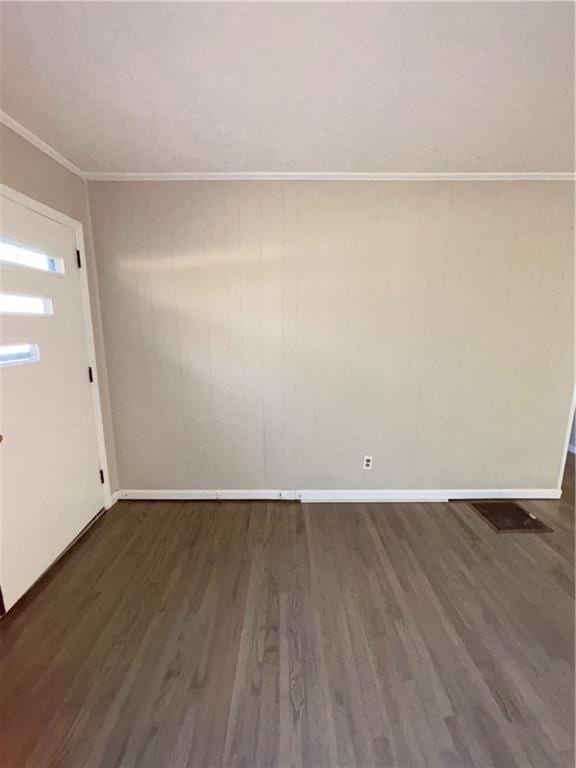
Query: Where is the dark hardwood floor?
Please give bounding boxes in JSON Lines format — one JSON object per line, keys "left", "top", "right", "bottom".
{"left": 1, "top": 462, "right": 574, "bottom": 767}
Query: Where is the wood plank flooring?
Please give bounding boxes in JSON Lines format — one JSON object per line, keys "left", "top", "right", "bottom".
{"left": 1, "top": 463, "right": 574, "bottom": 767}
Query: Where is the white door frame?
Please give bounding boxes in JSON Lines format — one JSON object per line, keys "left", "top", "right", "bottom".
{"left": 558, "top": 385, "right": 576, "bottom": 486}
{"left": 0, "top": 182, "right": 112, "bottom": 509}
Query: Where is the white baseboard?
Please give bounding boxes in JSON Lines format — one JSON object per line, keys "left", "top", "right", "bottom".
{"left": 113, "top": 488, "right": 561, "bottom": 503}
{"left": 116, "top": 489, "right": 297, "bottom": 501}
{"left": 445, "top": 488, "right": 562, "bottom": 500}
{"left": 299, "top": 488, "right": 561, "bottom": 502}
{"left": 300, "top": 489, "right": 450, "bottom": 503}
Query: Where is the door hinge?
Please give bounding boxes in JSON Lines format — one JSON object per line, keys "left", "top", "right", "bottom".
{"left": 76, "top": 249, "right": 82, "bottom": 268}
{"left": 99, "top": 469, "right": 105, "bottom": 485}
{"left": 88, "top": 366, "right": 94, "bottom": 383}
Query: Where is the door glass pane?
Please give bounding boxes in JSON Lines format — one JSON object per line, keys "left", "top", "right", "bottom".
{"left": 0, "top": 241, "right": 64, "bottom": 274}
{"left": 0, "top": 294, "right": 53, "bottom": 315}
{"left": 0, "top": 344, "right": 40, "bottom": 367}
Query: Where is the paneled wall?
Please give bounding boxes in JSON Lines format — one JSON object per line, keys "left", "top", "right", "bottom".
{"left": 89, "top": 181, "right": 574, "bottom": 492}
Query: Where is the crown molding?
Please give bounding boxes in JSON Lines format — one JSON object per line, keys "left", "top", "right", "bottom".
{"left": 1, "top": 113, "right": 574, "bottom": 183}
{"left": 0, "top": 111, "right": 84, "bottom": 177}
{"left": 85, "top": 171, "right": 575, "bottom": 182}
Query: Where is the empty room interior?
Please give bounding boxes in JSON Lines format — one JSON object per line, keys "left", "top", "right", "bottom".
{"left": 0, "top": 2, "right": 575, "bottom": 767}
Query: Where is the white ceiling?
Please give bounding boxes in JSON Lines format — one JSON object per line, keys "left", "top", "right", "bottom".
{"left": 0, "top": 2, "right": 573, "bottom": 175}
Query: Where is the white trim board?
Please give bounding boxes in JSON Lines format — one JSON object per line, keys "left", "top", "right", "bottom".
{"left": 0, "top": 183, "right": 113, "bottom": 510}
{"left": 115, "top": 488, "right": 562, "bottom": 503}
{"left": 117, "top": 490, "right": 297, "bottom": 501}
{"left": 86, "top": 171, "right": 575, "bottom": 182}
{"left": 1, "top": 111, "right": 83, "bottom": 177}
{"left": 2, "top": 109, "right": 575, "bottom": 183}
{"left": 558, "top": 387, "right": 576, "bottom": 487}
{"left": 110, "top": 490, "right": 122, "bottom": 506}
{"left": 299, "top": 489, "right": 562, "bottom": 502}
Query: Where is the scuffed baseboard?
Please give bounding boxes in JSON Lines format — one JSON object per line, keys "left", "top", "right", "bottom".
{"left": 112, "top": 487, "right": 562, "bottom": 503}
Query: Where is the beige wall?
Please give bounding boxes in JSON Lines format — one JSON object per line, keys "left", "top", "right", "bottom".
{"left": 89, "top": 180, "right": 574, "bottom": 492}
{"left": 1, "top": 125, "right": 572, "bottom": 496}
{"left": 0, "top": 123, "right": 119, "bottom": 490}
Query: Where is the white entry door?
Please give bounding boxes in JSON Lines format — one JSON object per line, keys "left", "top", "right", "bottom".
{"left": 0, "top": 189, "right": 106, "bottom": 612}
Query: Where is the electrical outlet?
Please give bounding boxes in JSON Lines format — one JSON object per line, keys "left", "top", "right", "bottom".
{"left": 363, "top": 455, "right": 373, "bottom": 470}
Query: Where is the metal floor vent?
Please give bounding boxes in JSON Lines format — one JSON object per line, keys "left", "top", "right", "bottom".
{"left": 471, "top": 501, "right": 553, "bottom": 533}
